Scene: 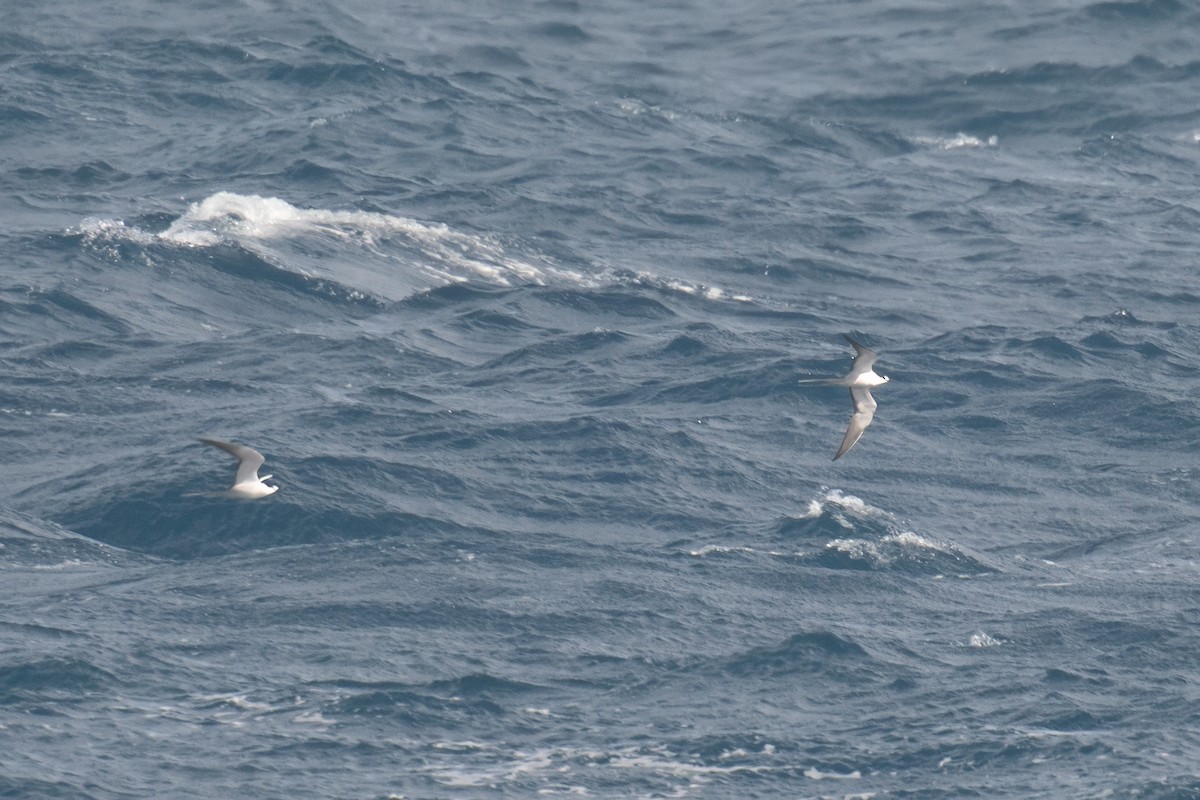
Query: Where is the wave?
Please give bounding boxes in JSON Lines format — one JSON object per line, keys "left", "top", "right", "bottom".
{"left": 52, "top": 490, "right": 487, "bottom": 560}
{"left": 78, "top": 191, "right": 582, "bottom": 303}
{"left": 721, "top": 630, "right": 872, "bottom": 678}
{"left": 781, "top": 489, "right": 995, "bottom": 576}
{"left": 0, "top": 506, "right": 144, "bottom": 571}
{"left": 0, "top": 656, "right": 118, "bottom": 700}
{"left": 683, "top": 489, "right": 994, "bottom": 577}
{"left": 75, "top": 192, "right": 751, "bottom": 306}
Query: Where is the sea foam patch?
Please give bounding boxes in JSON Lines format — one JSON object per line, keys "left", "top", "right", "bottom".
{"left": 914, "top": 133, "right": 998, "bottom": 150}
{"left": 77, "top": 192, "right": 751, "bottom": 304}
{"left": 779, "top": 489, "right": 995, "bottom": 576}
{"left": 78, "top": 192, "right": 584, "bottom": 302}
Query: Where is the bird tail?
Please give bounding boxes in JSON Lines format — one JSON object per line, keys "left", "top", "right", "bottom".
{"left": 797, "top": 377, "right": 844, "bottom": 385}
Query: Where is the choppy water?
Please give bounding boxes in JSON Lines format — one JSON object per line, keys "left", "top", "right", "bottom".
{"left": 4, "top": 1, "right": 1200, "bottom": 797}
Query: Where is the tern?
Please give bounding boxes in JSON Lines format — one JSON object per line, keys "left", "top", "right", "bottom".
{"left": 798, "top": 335, "right": 889, "bottom": 460}
{"left": 195, "top": 438, "right": 279, "bottom": 499}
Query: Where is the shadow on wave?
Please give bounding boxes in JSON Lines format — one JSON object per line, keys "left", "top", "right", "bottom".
{"left": 0, "top": 777, "right": 99, "bottom": 800}
{"left": 641, "top": 629, "right": 918, "bottom": 695}
{"left": 53, "top": 491, "right": 476, "bottom": 560}
{"left": 0, "top": 507, "right": 147, "bottom": 571}
{"left": 0, "top": 656, "right": 119, "bottom": 705}
{"left": 197, "top": 244, "right": 390, "bottom": 310}
{"left": 723, "top": 630, "right": 873, "bottom": 678}
{"left": 315, "top": 673, "right": 549, "bottom": 725}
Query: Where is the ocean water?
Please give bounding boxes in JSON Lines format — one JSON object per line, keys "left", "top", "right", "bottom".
{"left": 3, "top": 0, "right": 1200, "bottom": 797}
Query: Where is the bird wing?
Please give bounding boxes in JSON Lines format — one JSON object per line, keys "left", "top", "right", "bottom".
{"left": 843, "top": 334, "right": 879, "bottom": 374}
{"left": 200, "top": 438, "right": 266, "bottom": 485}
{"left": 833, "top": 387, "right": 877, "bottom": 460}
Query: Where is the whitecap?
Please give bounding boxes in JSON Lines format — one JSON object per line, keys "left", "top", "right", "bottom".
{"left": 76, "top": 192, "right": 754, "bottom": 304}
{"left": 914, "top": 133, "right": 998, "bottom": 150}
{"left": 802, "top": 488, "right": 884, "bottom": 525}
{"left": 804, "top": 767, "right": 863, "bottom": 780}
{"left": 968, "top": 632, "right": 1004, "bottom": 648}
{"left": 79, "top": 192, "right": 583, "bottom": 302}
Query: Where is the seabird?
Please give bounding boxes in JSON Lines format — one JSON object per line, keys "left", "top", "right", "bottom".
{"left": 196, "top": 438, "right": 279, "bottom": 498}
{"left": 798, "top": 335, "right": 889, "bottom": 460}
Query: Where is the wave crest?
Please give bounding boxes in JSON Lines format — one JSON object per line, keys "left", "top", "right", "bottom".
{"left": 779, "top": 489, "right": 995, "bottom": 576}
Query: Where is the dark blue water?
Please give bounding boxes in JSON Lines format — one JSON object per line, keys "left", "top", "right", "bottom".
{"left": 4, "top": 1, "right": 1200, "bottom": 797}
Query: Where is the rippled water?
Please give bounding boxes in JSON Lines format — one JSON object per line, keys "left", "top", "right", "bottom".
{"left": 3, "top": 1, "right": 1200, "bottom": 797}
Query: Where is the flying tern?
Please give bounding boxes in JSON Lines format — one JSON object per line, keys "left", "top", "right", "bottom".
{"left": 195, "top": 438, "right": 279, "bottom": 499}
{"left": 798, "top": 335, "right": 889, "bottom": 460}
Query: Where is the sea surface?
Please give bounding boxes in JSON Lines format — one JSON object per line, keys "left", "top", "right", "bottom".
{"left": 3, "top": 1, "right": 1200, "bottom": 797}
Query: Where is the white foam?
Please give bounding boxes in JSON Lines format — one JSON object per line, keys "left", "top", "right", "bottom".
{"left": 419, "top": 742, "right": 827, "bottom": 791}
{"left": 664, "top": 280, "right": 730, "bottom": 301}
{"left": 224, "top": 695, "right": 272, "bottom": 711}
{"left": 78, "top": 192, "right": 759, "bottom": 304}
{"left": 167, "top": 191, "right": 577, "bottom": 289}
{"left": 825, "top": 537, "right": 882, "bottom": 562}
{"left": 800, "top": 488, "right": 888, "bottom": 531}
{"left": 887, "top": 530, "right": 945, "bottom": 551}
{"left": 607, "top": 751, "right": 769, "bottom": 778}
{"left": 688, "top": 544, "right": 788, "bottom": 558}
{"left": 968, "top": 632, "right": 1003, "bottom": 648}
{"left": 77, "top": 217, "right": 160, "bottom": 246}
{"left": 817, "top": 488, "right": 875, "bottom": 517}
{"left": 915, "top": 133, "right": 998, "bottom": 150}
{"left": 825, "top": 530, "right": 965, "bottom": 569}
{"left": 805, "top": 767, "right": 863, "bottom": 780}
{"left": 0, "top": 408, "right": 73, "bottom": 418}
{"left": 636, "top": 273, "right": 753, "bottom": 303}
{"left": 429, "top": 769, "right": 491, "bottom": 788}
{"left": 79, "top": 192, "right": 585, "bottom": 301}
{"left": 798, "top": 498, "right": 825, "bottom": 519}
{"left": 615, "top": 98, "right": 678, "bottom": 121}
{"left": 433, "top": 740, "right": 491, "bottom": 752}
{"left": 801, "top": 489, "right": 981, "bottom": 572}
{"left": 808, "top": 491, "right": 956, "bottom": 552}
{"left": 30, "top": 559, "right": 88, "bottom": 571}
{"left": 193, "top": 692, "right": 277, "bottom": 714}
{"left": 688, "top": 544, "right": 756, "bottom": 557}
